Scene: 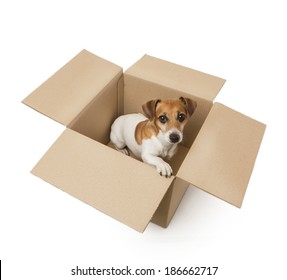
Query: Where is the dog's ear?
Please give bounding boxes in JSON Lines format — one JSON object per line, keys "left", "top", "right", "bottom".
{"left": 142, "top": 99, "right": 161, "bottom": 120}
{"left": 179, "top": 97, "right": 197, "bottom": 116}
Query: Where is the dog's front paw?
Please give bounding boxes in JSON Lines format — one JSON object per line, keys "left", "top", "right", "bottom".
{"left": 156, "top": 162, "right": 173, "bottom": 178}
{"left": 115, "top": 146, "right": 129, "bottom": 156}
{"left": 119, "top": 147, "right": 129, "bottom": 156}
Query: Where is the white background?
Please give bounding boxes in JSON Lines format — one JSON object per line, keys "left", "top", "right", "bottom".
{"left": 1, "top": 0, "right": 286, "bottom": 279}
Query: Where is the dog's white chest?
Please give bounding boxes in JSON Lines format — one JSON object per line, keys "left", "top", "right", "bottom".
{"left": 143, "top": 134, "right": 174, "bottom": 159}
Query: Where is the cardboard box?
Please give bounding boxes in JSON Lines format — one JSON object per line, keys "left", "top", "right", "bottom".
{"left": 23, "top": 50, "right": 266, "bottom": 232}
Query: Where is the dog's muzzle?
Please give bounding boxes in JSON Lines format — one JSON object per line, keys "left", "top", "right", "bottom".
{"left": 169, "top": 132, "right": 181, "bottom": 143}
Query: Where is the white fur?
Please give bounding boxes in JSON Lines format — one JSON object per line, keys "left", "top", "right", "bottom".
{"left": 110, "top": 113, "right": 179, "bottom": 177}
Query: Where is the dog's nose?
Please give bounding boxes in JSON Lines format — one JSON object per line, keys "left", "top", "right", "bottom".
{"left": 169, "top": 133, "right": 180, "bottom": 143}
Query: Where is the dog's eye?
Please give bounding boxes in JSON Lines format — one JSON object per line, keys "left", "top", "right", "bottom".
{"left": 178, "top": 113, "right": 186, "bottom": 122}
{"left": 159, "top": 115, "right": 168, "bottom": 123}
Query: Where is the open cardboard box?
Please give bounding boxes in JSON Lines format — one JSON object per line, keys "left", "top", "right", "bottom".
{"left": 23, "top": 50, "right": 266, "bottom": 232}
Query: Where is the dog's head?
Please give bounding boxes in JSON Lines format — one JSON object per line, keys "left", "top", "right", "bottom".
{"left": 142, "top": 97, "right": 197, "bottom": 144}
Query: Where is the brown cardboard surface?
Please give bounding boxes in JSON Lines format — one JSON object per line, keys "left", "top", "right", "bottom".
{"left": 32, "top": 128, "right": 173, "bottom": 232}
{"left": 125, "top": 55, "right": 226, "bottom": 101}
{"left": 22, "top": 50, "right": 122, "bottom": 126}
{"left": 68, "top": 71, "right": 121, "bottom": 145}
{"left": 151, "top": 178, "right": 189, "bottom": 228}
{"left": 22, "top": 50, "right": 266, "bottom": 231}
{"left": 177, "top": 103, "right": 266, "bottom": 207}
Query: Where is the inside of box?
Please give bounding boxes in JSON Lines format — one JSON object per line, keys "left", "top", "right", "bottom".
{"left": 68, "top": 74, "right": 213, "bottom": 176}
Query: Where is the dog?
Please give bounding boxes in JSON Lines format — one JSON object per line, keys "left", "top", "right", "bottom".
{"left": 110, "top": 97, "right": 197, "bottom": 177}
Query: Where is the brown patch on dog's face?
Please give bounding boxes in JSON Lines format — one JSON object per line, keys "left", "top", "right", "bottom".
{"left": 142, "top": 99, "right": 161, "bottom": 120}
{"left": 155, "top": 101, "right": 185, "bottom": 133}
{"left": 141, "top": 97, "right": 197, "bottom": 144}
{"left": 154, "top": 98, "right": 197, "bottom": 133}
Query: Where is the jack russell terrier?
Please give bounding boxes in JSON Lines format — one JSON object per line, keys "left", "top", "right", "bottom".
{"left": 110, "top": 97, "right": 197, "bottom": 177}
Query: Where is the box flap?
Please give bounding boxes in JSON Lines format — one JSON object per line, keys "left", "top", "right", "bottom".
{"left": 22, "top": 50, "right": 122, "bottom": 126}
{"left": 31, "top": 128, "right": 173, "bottom": 232}
{"left": 125, "top": 55, "right": 225, "bottom": 101}
{"left": 177, "top": 103, "right": 266, "bottom": 207}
